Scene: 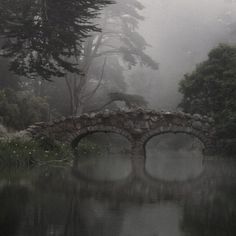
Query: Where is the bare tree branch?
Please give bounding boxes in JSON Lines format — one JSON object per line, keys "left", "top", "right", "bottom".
{"left": 82, "top": 56, "right": 107, "bottom": 101}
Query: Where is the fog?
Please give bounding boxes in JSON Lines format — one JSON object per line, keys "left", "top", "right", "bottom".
{"left": 1, "top": 1, "right": 236, "bottom": 236}
{"left": 128, "top": 0, "right": 236, "bottom": 110}
{"left": 1, "top": 0, "right": 236, "bottom": 115}
{"left": 76, "top": 133, "right": 204, "bottom": 182}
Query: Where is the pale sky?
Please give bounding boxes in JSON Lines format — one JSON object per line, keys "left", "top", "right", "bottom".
{"left": 129, "top": 0, "right": 236, "bottom": 109}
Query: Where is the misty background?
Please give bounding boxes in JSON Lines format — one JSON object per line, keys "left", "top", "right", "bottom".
{"left": 127, "top": 0, "right": 236, "bottom": 110}
{"left": 1, "top": 0, "right": 236, "bottom": 120}
{"left": 0, "top": 1, "right": 236, "bottom": 236}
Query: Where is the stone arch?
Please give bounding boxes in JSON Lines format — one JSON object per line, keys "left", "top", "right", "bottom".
{"left": 141, "top": 126, "right": 210, "bottom": 156}
{"left": 69, "top": 125, "right": 133, "bottom": 148}
{"left": 26, "top": 110, "right": 215, "bottom": 156}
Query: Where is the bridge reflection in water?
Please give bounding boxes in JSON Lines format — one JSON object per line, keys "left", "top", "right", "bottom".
{"left": 69, "top": 131, "right": 211, "bottom": 203}
{"left": 1, "top": 157, "right": 236, "bottom": 236}
{"left": 71, "top": 157, "right": 219, "bottom": 203}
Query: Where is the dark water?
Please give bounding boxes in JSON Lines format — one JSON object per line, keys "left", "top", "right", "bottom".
{"left": 0, "top": 133, "right": 236, "bottom": 236}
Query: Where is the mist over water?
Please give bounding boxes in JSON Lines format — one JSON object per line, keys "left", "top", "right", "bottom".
{"left": 1, "top": 131, "right": 235, "bottom": 236}
{"left": 76, "top": 133, "right": 132, "bottom": 181}
{"left": 64, "top": 198, "right": 183, "bottom": 236}
{"left": 119, "top": 203, "right": 182, "bottom": 236}
{"left": 146, "top": 134, "right": 204, "bottom": 181}
{"left": 75, "top": 133, "right": 204, "bottom": 181}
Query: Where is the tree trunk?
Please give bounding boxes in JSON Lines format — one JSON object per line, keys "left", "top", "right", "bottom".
{"left": 76, "top": 103, "right": 84, "bottom": 116}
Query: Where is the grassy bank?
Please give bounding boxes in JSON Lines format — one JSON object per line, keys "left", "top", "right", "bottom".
{"left": 0, "top": 138, "right": 74, "bottom": 168}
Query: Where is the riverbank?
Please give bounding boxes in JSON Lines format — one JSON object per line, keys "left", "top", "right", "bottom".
{"left": 0, "top": 137, "right": 74, "bottom": 168}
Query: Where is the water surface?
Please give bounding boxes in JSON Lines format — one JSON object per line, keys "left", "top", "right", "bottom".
{"left": 0, "top": 133, "right": 236, "bottom": 236}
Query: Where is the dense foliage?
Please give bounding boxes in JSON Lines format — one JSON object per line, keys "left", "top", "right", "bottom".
{"left": 0, "top": 88, "right": 49, "bottom": 130}
{"left": 0, "top": 0, "right": 112, "bottom": 80}
{"left": 179, "top": 44, "right": 236, "bottom": 142}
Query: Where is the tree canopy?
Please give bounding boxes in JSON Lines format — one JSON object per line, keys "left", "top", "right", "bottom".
{"left": 91, "top": 0, "right": 158, "bottom": 70}
{"left": 179, "top": 44, "right": 236, "bottom": 141}
{"left": 0, "top": 0, "right": 112, "bottom": 80}
{"left": 59, "top": 0, "right": 158, "bottom": 115}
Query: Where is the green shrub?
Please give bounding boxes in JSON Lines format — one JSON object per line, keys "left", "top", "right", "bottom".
{"left": 0, "top": 88, "right": 49, "bottom": 130}
{"left": 0, "top": 138, "right": 74, "bottom": 168}
{"left": 179, "top": 44, "right": 236, "bottom": 154}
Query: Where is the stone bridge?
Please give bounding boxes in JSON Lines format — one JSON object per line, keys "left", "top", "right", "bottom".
{"left": 25, "top": 109, "right": 218, "bottom": 196}
{"left": 27, "top": 109, "right": 216, "bottom": 165}
{"left": 27, "top": 109, "right": 216, "bottom": 178}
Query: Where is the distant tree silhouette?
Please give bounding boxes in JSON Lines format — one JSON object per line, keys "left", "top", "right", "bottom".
{"left": 62, "top": 0, "right": 158, "bottom": 115}
{"left": 179, "top": 44, "right": 236, "bottom": 153}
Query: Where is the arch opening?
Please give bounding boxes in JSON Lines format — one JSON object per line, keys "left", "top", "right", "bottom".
{"left": 145, "top": 133, "right": 205, "bottom": 181}
{"left": 143, "top": 129, "right": 208, "bottom": 149}
{"left": 73, "top": 132, "right": 132, "bottom": 181}
{"left": 71, "top": 126, "right": 132, "bottom": 148}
